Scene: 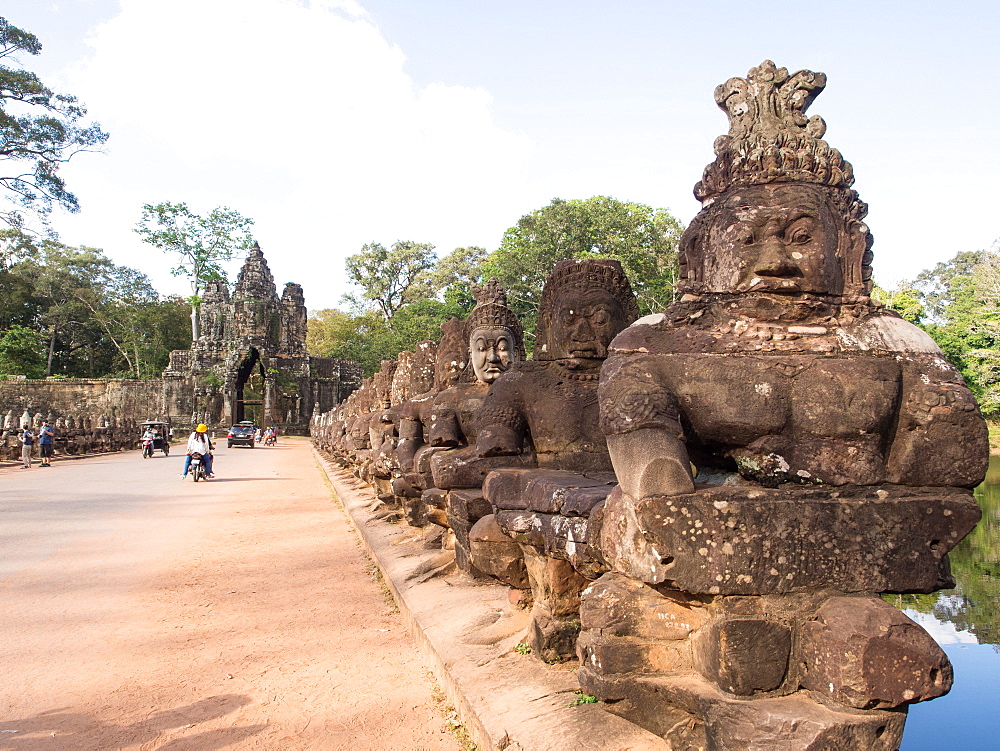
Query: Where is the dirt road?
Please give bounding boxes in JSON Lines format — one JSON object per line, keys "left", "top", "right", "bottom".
{"left": 0, "top": 438, "right": 461, "bottom": 751}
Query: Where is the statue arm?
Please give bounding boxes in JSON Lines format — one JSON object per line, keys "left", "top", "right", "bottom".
{"left": 600, "top": 355, "right": 694, "bottom": 498}
{"left": 476, "top": 375, "right": 527, "bottom": 457}
{"left": 396, "top": 415, "right": 424, "bottom": 473}
{"left": 888, "top": 355, "right": 989, "bottom": 487}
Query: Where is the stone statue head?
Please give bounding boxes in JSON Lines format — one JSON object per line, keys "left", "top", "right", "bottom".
{"left": 534, "top": 259, "right": 639, "bottom": 364}
{"left": 464, "top": 278, "right": 525, "bottom": 384}
{"left": 434, "top": 317, "right": 468, "bottom": 391}
{"left": 678, "top": 61, "right": 873, "bottom": 302}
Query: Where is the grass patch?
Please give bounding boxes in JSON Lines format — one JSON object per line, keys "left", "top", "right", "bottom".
{"left": 988, "top": 421, "right": 1000, "bottom": 453}
{"left": 428, "top": 673, "right": 478, "bottom": 750}
{"left": 569, "top": 689, "right": 597, "bottom": 706}
{"left": 514, "top": 642, "right": 532, "bottom": 655}
{"left": 363, "top": 561, "right": 399, "bottom": 614}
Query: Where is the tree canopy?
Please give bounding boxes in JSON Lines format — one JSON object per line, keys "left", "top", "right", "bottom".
{"left": 309, "top": 241, "right": 485, "bottom": 376}
{"left": 0, "top": 17, "right": 108, "bottom": 232}
{"left": 343, "top": 241, "right": 438, "bottom": 320}
{"left": 134, "top": 201, "right": 255, "bottom": 340}
{"left": 880, "top": 245, "right": 1000, "bottom": 417}
{"left": 0, "top": 241, "right": 189, "bottom": 378}
{"left": 480, "top": 196, "right": 684, "bottom": 333}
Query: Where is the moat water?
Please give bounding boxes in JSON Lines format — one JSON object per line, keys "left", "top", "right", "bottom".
{"left": 898, "top": 455, "right": 1000, "bottom": 750}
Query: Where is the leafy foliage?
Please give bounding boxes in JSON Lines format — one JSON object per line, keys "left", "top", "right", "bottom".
{"left": 308, "top": 297, "right": 468, "bottom": 377}
{"left": 134, "top": 201, "right": 255, "bottom": 340}
{"left": 343, "top": 240, "right": 438, "bottom": 320}
{"left": 882, "top": 245, "right": 1000, "bottom": 416}
{"left": 323, "top": 240, "right": 485, "bottom": 375}
{"left": 871, "top": 283, "right": 924, "bottom": 324}
{"left": 480, "top": 196, "right": 684, "bottom": 335}
{"left": 0, "top": 18, "right": 108, "bottom": 231}
{"left": 0, "top": 242, "right": 189, "bottom": 377}
{"left": 0, "top": 324, "right": 44, "bottom": 377}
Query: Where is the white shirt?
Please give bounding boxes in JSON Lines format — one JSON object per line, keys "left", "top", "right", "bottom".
{"left": 186, "top": 433, "right": 212, "bottom": 454}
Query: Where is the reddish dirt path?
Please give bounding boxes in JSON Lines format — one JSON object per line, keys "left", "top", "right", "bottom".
{"left": 0, "top": 438, "right": 460, "bottom": 751}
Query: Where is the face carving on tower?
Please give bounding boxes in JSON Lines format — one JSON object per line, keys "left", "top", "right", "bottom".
{"left": 703, "top": 184, "right": 844, "bottom": 297}
{"left": 470, "top": 326, "right": 516, "bottom": 384}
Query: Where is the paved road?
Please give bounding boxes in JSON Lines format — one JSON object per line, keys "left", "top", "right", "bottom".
{"left": 0, "top": 439, "right": 459, "bottom": 750}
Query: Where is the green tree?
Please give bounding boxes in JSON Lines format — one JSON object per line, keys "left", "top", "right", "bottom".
{"left": 343, "top": 240, "right": 438, "bottom": 320}
{"left": 480, "top": 196, "right": 685, "bottom": 335}
{"left": 5, "top": 241, "right": 188, "bottom": 377}
{"left": 0, "top": 324, "right": 44, "bottom": 376}
{"left": 906, "top": 247, "right": 1000, "bottom": 416}
{"left": 308, "top": 297, "right": 469, "bottom": 378}
{"left": 134, "top": 201, "right": 255, "bottom": 340}
{"left": 429, "top": 245, "right": 488, "bottom": 310}
{"left": 871, "top": 283, "right": 925, "bottom": 324}
{"left": 0, "top": 18, "right": 108, "bottom": 231}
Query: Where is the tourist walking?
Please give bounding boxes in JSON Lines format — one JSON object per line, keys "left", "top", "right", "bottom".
{"left": 38, "top": 420, "right": 54, "bottom": 467}
{"left": 19, "top": 427, "right": 35, "bottom": 469}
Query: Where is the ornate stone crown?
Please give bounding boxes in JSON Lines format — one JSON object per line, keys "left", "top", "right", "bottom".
{"left": 538, "top": 259, "right": 640, "bottom": 323}
{"left": 464, "top": 277, "right": 526, "bottom": 360}
{"left": 680, "top": 61, "right": 874, "bottom": 300}
{"left": 694, "top": 60, "right": 855, "bottom": 205}
{"left": 534, "top": 259, "right": 640, "bottom": 361}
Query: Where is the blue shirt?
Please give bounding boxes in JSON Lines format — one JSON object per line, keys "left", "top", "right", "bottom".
{"left": 39, "top": 426, "right": 54, "bottom": 445}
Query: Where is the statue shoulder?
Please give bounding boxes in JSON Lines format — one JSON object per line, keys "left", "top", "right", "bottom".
{"left": 849, "top": 313, "right": 943, "bottom": 355}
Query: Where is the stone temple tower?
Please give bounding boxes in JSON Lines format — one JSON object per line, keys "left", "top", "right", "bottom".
{"left": 163, "top": 242, "right": 360, "bottom": 431}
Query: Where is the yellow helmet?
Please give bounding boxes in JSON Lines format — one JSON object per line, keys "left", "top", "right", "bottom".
{"left": 196, "top": 424, "right": 208, "bottom": 433}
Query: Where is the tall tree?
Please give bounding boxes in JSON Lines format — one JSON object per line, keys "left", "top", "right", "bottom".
{"left": 0, "top": 324, "right": 44, "bottom": 377}
{"left": 0, "top": 18, "right": 108, "bottom": 231}
{"left": 428, "top": 245, "right": 488, "bottom": 310}
{"left": 480, "top": 196, "right": 684, "bottom": 335}
{"left": 3, "top": 241, "right": 189, "bottom": 377}
{"left": 343, "top": 240, "right": 438, "bottom": 321}
{"left": 134, "top": 201, "right": 255, "bottom": 340}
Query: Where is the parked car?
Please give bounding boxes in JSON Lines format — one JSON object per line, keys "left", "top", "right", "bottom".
{"left": 227, "top": 422, "right": 256, "bottom": 448}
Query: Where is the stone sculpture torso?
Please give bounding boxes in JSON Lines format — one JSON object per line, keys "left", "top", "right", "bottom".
{"left": 604, "top": 303, "right": 986, "bottom": 487}
{"left": 477, "top": 361, "right": 607, "bottom": 472}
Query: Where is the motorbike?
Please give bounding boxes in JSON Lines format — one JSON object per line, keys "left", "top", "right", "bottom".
{"left": 141, "top": 438, "right": 154, "bottom": 459}
{"left": 265, "top": 433, "right": 276, "bottom": 446}
{"left": 189, "top": 452, "right": 207, "bottom": 482}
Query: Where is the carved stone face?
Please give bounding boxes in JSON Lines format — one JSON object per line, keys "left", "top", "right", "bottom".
{"left": 549, "top": 288, "right": 627, "bottom": 362}
{"left": 703, "top": 183, "right": 843, "bottom": 296}
{"left": 470, "top": 326, "right": 516, "bottom": 384}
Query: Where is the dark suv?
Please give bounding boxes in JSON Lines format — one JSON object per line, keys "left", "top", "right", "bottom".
{"left": 227, "top": 422, "right": 256, "bottom": 448}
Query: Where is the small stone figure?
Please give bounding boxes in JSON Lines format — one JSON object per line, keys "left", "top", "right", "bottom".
{"left": 476, "top": 258, "right": 639, "bottom": 660}
{"left": 394, "top": 317, "right": 468, "bottom": 521}
{"left": 417, "top": 280, "right": 530, "bottom": 573}
{"left": 583, "top": 60, "right": 988, "bottom": 750}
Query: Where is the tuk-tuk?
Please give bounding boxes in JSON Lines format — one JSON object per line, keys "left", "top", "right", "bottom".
{"left": 139, "top": 420, "right": 171, "bottom": 457}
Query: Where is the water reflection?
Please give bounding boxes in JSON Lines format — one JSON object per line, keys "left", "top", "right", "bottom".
{"left": 897, "top": 454, "right": 1000, "bottom": 751}
{"left": 890, "top": 454, "right": 1000, "bottom": 647}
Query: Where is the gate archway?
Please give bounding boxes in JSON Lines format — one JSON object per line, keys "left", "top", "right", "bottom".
{"left": 232, "top": 348, "right": 269, "bottom": 425}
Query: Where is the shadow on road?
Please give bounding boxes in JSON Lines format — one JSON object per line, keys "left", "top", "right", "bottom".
{"left": 0, "top": 695, "right": 265, "bottom": 750}
{"left": 192, "top": 477, "right": 285, "bottom": 483}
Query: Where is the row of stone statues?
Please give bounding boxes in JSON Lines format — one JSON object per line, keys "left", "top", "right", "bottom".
{"left": 311, "top": 61, "right": 988, "bottom": 750}
{"left": 1, "top": 410, "right": 148, "bottom": 460}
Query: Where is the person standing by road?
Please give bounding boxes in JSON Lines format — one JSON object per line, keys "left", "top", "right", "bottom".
{"left": 38, "top": 420, "right": 54, "bottom": 467}
{"left": 18, "top": 427, "right": 35, "bottom": 469}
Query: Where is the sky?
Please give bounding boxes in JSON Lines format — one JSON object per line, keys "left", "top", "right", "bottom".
{"left": 3, "top": 0, "right": 999, "bottom": 312}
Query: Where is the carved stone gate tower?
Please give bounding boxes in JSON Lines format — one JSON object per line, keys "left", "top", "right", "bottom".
{"left": 162, "top": 243, "right": 359, "bottom": 432}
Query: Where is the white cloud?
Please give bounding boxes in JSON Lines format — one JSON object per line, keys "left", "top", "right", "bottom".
{"left": 44, "top": 0, "right": 535, "bottom": 309}
{"left": 903, "top": 609, "right": 979, "bottom": 646}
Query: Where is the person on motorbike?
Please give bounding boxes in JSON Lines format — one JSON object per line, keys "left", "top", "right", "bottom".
{"left": 141, "top": 427, "right": 157, "bottom": 456}
{"left": 182, "top": 424, "right": 214, "bottom": 478}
